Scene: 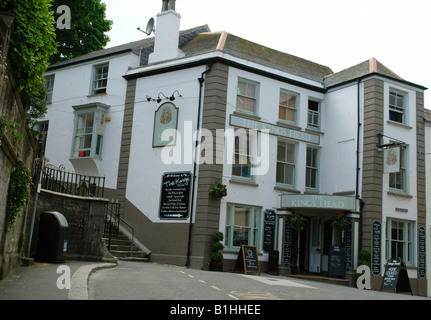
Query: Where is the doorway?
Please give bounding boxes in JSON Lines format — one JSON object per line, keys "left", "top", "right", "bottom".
{"left": 309, "top": 217, "right": 321, "bottom": 273}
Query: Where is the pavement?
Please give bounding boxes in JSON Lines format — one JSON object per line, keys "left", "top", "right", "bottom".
{"left": 0, "top": 259, "right": 430, "bottom": 301}
{"left": 0, "top": 259, "right": 117, "bottom": 300}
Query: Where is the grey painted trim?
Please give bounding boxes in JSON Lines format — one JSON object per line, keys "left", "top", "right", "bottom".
{"left": 416, "top": 91, "right": 426, "bottom": 226}
{"left": 116, "top": 79, "right": 136, "bottom": 215}
{"left": 361, "top": 78, "right": 384, "bottom": 249}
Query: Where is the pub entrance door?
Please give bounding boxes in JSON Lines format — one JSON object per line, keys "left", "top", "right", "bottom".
{"left": 309, "top": 217, "right": 322, "bottom": 273}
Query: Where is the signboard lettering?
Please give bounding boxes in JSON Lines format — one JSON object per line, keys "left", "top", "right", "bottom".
{"left": 281, "top": 194, "right": 356, "bottom": 211}
{"left": 371, "top": 220, "right": 382, "bottom": 276}
{"left": 159, "top": 172, "right": 192, "bottom": 220}
{"left": 381, "top": 257, "right": 412, "bottom": 294}
{"left": 284, "top": 216, "right": 291, "bottom": 266}
{"left": 263, "top": 210, "right": 277, "bottom": 252}
{"left": 418, "top": 226, "right": 426, "bottom": 279}
{"left": 230, "top": 114, "right": 320, "bottom": 145}
{"left": 328, "top": 245, "right": 346, "bottom": 277}
{"left": 234, "top": 245, "right": 260, "bottom": 275}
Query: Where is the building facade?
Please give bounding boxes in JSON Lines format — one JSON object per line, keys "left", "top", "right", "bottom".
{"left": 41, "top": 6, "right": 427, "bottom": 294}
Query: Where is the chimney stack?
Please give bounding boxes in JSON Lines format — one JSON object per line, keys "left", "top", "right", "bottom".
{"left": 148, "top": 0, "right": 184, "bottom": 64}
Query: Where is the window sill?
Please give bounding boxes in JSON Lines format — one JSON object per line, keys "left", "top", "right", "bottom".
{"left": 386, "top": 120, "right": 412, "bottom": 130}
{"left": 233, "top": 111, "right": 261, "bottom": 121}
{"left": 229, "top": 178, "right": 258, "bottom": 187}
{"left": 87, "top": 92, "right": 108, "bottom": 98}
{"left": 276, "top": 121, "right": 301, "bottom": 131}
{"left": 387, "top": 190, "right": 413, "bottom": 199}
{"left": 274, "top": 185, "right": 301, "bottom": 194}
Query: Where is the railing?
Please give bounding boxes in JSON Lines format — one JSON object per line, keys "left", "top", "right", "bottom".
{"left": 34, "top": 162, "right": 105, "bottom": 198}
{"left": 104, "top": 201, "right": 135, "bottom": 257}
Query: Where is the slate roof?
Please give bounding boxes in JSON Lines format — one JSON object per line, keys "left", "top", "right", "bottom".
{"left": 324, "top": 58, "right": 404, "bottom": 87}
{"left": 47, "top": 25, "right": 426, "bottom": 91}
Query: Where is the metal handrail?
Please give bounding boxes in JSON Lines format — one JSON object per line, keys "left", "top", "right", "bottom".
{"left": 104, "top": 202, "right": 135, "bottom": 257}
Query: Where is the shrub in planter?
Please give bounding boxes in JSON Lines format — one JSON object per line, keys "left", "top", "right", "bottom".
{"left": 210, "top": 232, "right": 224, "bottom": 271}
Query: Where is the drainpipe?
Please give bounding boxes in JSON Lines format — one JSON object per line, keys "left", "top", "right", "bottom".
{"left": 356, "top": 79, "right": 365, "bottom": 252}
{"left": 185, "top": 62, "right": 214, "bottom": 268}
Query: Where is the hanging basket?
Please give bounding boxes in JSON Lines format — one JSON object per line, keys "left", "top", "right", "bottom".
{"left": 209, "top": 182, "right": 227, "bottom": 199}
{"left": 291, "top": 213, "right": 307, "bottom": 231}
{"left": 330, "top": 213, "right": 351, "bottom": 230}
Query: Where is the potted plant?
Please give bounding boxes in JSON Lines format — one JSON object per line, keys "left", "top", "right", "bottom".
{"left": 209, "top": 182, "right": 227, "bottom": 199}
{"left": 209, "top": 231, "right": 224, "bottom": 271}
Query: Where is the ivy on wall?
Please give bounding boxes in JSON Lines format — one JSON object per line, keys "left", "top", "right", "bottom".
{"left": 0, "top": 0, "right": 57, "bottom": 118}
{"left": 6, "top": 162, "right": 32, "bottom": 228}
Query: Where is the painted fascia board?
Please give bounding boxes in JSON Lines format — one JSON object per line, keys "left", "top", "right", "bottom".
{"left": 124, "top": 51, "right": 326, "bottom": 92}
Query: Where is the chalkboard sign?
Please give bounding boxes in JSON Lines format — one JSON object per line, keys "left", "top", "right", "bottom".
{"left": 234, "top": 245, "right": 260, "bottom": 275}
{"left": 418, "top": 226, "right": 426, "bottom": 279}
{"left": 159, "top": 172, "right": 192, "bottom": 220}
{"left": 283, "top": 216, "right": 291, "bottom": 266}
{"left": 263, "top": 210, "right": 276, "bottom": 252}
{"left": 328, "top": 246, "right": 346, "bottom": 277}
{"left": 371, "top": 220, "right": 382, "bottom": 276}
{"left": 381, "top": 257, "right": 412, "bottom": 294}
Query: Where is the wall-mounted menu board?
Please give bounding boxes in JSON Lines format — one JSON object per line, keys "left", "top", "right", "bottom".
{"left": 159, "top": 172, "right": 192, "bottom": 220}
{"left": 234, "top": 245, "right": 260, "bottom": 275}
{"left": 371, "top": 220, "right": 382, "bottom": 276}
{"left": 263, "top": 210, "right": 276, "bottom": 252}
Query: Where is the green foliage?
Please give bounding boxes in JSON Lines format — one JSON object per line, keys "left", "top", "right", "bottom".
{"left": 6, "top": 162, "right": 32, "bottom": 228}
{"left": 0, "top": 116, "right": 23, "bottom": 146}
{"left": 50, "top": 0, "right": 112, "bottom": 63}
{"left": 210, "top": 232, "right": 224, "bottom": 265}
{"left": 0, "top": 0, "right": 56, "bottom": 117}
{"left": 358, "top": 249, "right": 371, "bottom": 268}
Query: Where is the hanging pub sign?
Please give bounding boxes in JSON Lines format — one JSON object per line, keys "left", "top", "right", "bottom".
{"left": 153, "top": 102, "right": 179, "bottom": 148}
{"left": 159, "top": 172, "right": 192, "bottom": 220}
{"left": 263, "top": 210, "right": 277, "bottom": 252}
{"left": 381, "top": 257, "right": 412, "bottom": 294}
{"left": 371, "top": 220, "right": 382, "bottom": 276}
{"left": 383, "top": 146, "right": 401, "bottom": 174}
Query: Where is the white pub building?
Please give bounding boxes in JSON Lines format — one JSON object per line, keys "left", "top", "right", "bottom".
{"left": 40, "top": 1, "right": 427, "bottom": 295}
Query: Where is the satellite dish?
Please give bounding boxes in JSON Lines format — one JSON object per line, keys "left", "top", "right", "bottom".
{"left": 137, "top": 17, "right": 155, "bottom": 36}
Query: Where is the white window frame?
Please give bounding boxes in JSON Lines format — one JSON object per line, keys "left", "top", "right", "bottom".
{"left": 231, "top": 128, "right": 254, "bottom": 181}
{"left": 389, "top": 90, "right": 406, "bottom": 124}
{"left": 306, "top": 145, "right": 319, "bottom": 191}
{"left": 91, "top": 63, "right": 109, "bottom": 95}
{"left": 225, "top": 204, "right": 261, "bottom": 250}
{"left": 307, "top": 99, "right": 320, "bottom": 130}
{"left": 71, "top": 103, "right": 109, "bottom": 159}
{"left": 386, "top": 218, "right": 415, "bottom": 266}
{"left": 276, "top": 138, "right": 297, "bottom": 188}
{"left": 44, "top": 74, "right": 55, "bottom": 103}
{"left": 389, "top": 145, "right": 408, "bottom": 193}
{"left": 278, "top": 90, "right": 298, "bottom": 124}
{"left": 236, "top": 78, "right": 259, "bottom": 115}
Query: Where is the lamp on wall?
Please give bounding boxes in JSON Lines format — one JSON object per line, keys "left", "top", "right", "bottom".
{"left": 157, "top": 92, "right": 167, "bottom": 103}
{"left": 169, "top": 90, "right": 182, "bottom": 101}
{"left": 146, "top": 91, "right": 183, "bottom": 104}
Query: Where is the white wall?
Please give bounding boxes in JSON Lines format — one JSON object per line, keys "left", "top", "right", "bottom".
{"left": 43, "top": 52, "right": 139, "bottom": 190}
{"left": 125, "top": 66, "right": 206, "bottom": 222}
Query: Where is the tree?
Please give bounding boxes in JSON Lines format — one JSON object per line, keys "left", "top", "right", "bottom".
{"left": 0, "top": 0, "right": 57, "bottom": 118}
{"left": 50, "top": 0, "right": 113, "bottom": 64}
